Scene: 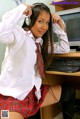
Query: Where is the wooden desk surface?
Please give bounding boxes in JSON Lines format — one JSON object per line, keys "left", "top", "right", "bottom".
{"left": 45, "top": 71, "right": 80, "bottom": 89}
{"left": 46, "top": 71, "right": 80, "bottom": 76}
{"left": 49, "top": 51, "right": 80, "bottom": 58}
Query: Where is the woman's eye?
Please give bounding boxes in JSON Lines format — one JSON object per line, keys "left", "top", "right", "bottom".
{"left": 38, "top": 20, "right": 43, "bottom": 23}
{"left": 46, "top": 22, "right": 49, "bottom": 25}
{"left": 38, "top": 20, "right": 49, "bottom": 25}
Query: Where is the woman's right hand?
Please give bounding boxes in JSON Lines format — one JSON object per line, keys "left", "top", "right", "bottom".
{"left": 23, "top": 4, "right": 32, "bottom": 16}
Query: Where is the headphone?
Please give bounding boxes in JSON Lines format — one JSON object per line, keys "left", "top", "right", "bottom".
{"left": 25, "top": 3, "right": 44, "bottom": 26}
{"left": 25, "top": 16, "right": 31, "bottom": 26}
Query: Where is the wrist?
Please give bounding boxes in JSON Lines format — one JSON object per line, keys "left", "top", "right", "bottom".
{"left": 59, "top": 19, "right": 66, "bottom": 32}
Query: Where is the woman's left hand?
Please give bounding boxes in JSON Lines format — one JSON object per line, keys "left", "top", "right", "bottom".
{"left": 52, "top": 14, "right": 65, "bottom": 31}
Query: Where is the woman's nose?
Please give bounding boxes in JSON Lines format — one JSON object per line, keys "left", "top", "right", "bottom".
{"left": 42, "top": 23, "right": 48, "bottom": 30}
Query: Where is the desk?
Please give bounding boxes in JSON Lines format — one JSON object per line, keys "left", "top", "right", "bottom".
{"left": 45, "top": 71, "right": 80, "bottom": 89}
{"left": 41, "top": 52, "right": 80, "bottom": 119}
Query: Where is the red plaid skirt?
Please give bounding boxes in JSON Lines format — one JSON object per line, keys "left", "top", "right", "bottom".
{"left": 0, "top": 85, "right": 49, "bottom": 118}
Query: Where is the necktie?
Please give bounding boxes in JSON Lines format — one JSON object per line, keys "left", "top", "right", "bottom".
{"left": 36, "top": 43, "right": 45, "bottom": 79}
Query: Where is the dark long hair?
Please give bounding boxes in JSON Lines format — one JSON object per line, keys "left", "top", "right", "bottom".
{"left": 22, "top": 3, "right": 54, "bottom": 69}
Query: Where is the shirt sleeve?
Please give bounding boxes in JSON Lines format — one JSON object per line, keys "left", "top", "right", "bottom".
{"left": 0, "top": 4, "right": 27, "bottom": 44}
{"left": 52, "top": 22, "right": 70, "bottom": 54}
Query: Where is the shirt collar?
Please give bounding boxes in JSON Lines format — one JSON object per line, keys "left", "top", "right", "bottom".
{"left": 26, "top": 30, "right": 43, "bottom": 46}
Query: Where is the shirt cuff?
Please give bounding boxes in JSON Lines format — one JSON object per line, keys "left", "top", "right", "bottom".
{"left": 18, "top": 4, "right": 27, "bottom": 14}
{"left": 52, "top": 23, "right": 67, "bottom": 36}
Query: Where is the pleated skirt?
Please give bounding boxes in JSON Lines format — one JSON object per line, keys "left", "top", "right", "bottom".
{"left": 0, "top": 85, "right": 49, "bottom": 118}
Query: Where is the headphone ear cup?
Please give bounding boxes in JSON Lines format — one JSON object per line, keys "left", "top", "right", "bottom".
{"left": 25, "top": 17, "right": 31, "bottom": 26}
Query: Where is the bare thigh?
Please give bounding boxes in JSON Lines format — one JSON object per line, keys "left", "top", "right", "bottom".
{"left": 41, "top": 85, "right": 62, "bottom": 107}
{"left": 0, "top": 112, "right": 24, "bottom": 119}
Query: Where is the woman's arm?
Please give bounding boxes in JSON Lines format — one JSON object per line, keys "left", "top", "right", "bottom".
{"left": 0, "top": 4, "right": 31, "bottom": 44}
{"left": 52, "top": 14, "right": 70, "bottom": 54}
{"left": 52, "top": 14, "right": 66, "bottom": 31}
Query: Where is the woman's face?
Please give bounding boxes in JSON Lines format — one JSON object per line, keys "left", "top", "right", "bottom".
{"left": 31, "top": 10, "right": 50, "bottom": 38}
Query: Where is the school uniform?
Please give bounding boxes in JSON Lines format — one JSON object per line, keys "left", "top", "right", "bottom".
{"left": 0, "top": 4, "right": 70, "bottom": 118}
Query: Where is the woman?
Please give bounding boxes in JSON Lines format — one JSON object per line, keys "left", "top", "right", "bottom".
{"left": 0, "top": 3, "right": 75, "bottom": 119}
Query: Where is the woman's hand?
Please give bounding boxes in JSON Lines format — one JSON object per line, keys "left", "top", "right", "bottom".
{"left": 52, "top": 14, "right": 65, "bottom": 31}
{"left": 23, "top": 4, "right": 32, "bottom": 16}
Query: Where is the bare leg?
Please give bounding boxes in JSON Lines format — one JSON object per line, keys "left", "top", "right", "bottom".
{"left": 41, "top": 85, "right": 61, "bottom": 107}
{"left": 0, "top": 112, "right": 24, "bottom": 119}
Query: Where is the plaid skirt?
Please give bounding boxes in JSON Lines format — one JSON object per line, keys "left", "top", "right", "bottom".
{"left": 0, "top": 85, "right": 49, "bottom": 118}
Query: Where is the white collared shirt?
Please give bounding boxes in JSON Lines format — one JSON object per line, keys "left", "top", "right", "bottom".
{"left": 0, "top": 4, "right": 70, "bottom": 100}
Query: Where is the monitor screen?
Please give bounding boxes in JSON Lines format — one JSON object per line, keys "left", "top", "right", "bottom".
{"left": 54, "top": 7, "right": 80, "bottom": 47}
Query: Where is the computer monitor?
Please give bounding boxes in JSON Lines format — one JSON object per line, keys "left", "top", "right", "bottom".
{"left": 54, "top": 7, "right": 80, "bottom": 48}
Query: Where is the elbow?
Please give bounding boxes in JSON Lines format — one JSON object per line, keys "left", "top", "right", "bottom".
{"left": 66, "top": 46, "right": 70, "bottom": 53}
{"left": 63, "top": 46, "right": 70, "bottom": 53}
{"left": 60, "top": 46, "right": 70, "bottom": 54}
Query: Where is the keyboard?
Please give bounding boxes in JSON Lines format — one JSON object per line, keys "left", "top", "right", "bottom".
{"left": 47, "top": 57, "right": 80, "bottom": 73}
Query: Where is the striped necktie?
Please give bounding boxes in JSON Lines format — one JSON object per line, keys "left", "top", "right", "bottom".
{"left": 36, "top": 43, "right": 45, "bottom": 79}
